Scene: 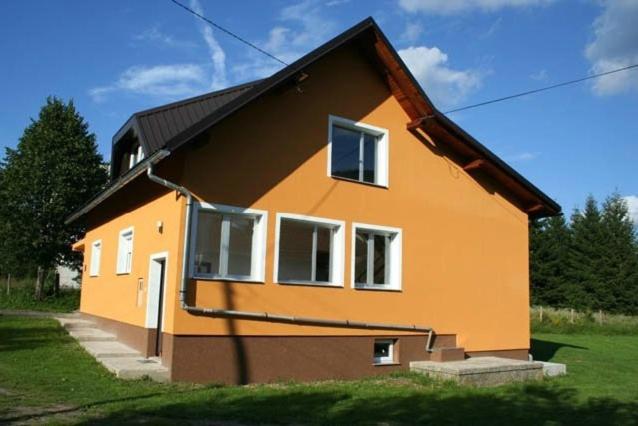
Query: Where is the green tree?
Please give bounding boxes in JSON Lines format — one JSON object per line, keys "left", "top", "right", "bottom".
{"left": 530, "top": 215, "right": 571, "bottom": 306}
{"left": 599, "top": 193, "right": 638, "bottom": 314}
{"left": 0, "top": 97, "right": 107, "bottom": 298}
{"left": 566, "top": 195, "right": 604, "bottom": 310}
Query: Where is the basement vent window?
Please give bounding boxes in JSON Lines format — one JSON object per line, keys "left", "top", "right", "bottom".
{"left": 328, "top": 115, "right": 389, "bottom": 187}
{"left": 374, "top": 339, "right": 395, "bottom": 364}
{"left": 191, "top": 203, "right": 267, "bottom": 282}
{"left": 275, "top": 213, "right": 345, "bottom": 287}
{"left": 353, "top": 223, "right": 402, "bottom": 291}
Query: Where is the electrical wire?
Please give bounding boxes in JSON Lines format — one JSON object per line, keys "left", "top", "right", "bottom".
{"left": 444, "top": 64, "right": 638, "bottom": 114}
{"left": 168, "top": 0, "right": 289, "bottom": 67}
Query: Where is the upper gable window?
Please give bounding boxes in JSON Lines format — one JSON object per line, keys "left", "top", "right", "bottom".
{"left": 128, "top": 143, "right": 144, "bottom": 169}
{"left": 328, "top": 115, "right": 389, "bottom": 187}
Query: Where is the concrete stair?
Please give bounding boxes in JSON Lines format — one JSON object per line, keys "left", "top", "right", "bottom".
{"left": 54, "top": 314, "right": 169, "bottom": 382}
{"left": 429, "top": 347, "right": 465, "bottom": 362}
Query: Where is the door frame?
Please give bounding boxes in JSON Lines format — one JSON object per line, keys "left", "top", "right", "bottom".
{"left": 146, "top": 252, "right": 169, "bottom": 355}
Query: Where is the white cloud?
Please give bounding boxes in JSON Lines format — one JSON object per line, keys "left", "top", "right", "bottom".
{"left": 401, "top": 22, "right": 423, "bottom": 42}
{"left": 585, "top": 0, "right": 638, "bottom": 96}
{"left": 89, "top": 64, "right": 207, "bottom": 102}
{"left": 233, "top": 0, "right": 338, "bottom": 80}
{"left": 189, "top": 0, "right": 227, "bottom": 90}
{"left": 623, "top": 195, "right": 638, "bottom": 225}
{"left": 504, "top": 151, "right": 539, "bottom": 162}
{"left": 91, "top": 0, "right": 227, "bottom": 102}
{"left": 530, "top": 69, "right": 548, "bottom": 81}
{"left": 398, "top": 0, "right": 553, "bottom": 15}
{"left": 398, "top": 46, "right": 483, "bottom": 108}
{"left": 133, "top": 26, "right": 192, "bottom": 48}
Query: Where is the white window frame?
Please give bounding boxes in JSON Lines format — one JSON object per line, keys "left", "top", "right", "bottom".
{"left": 274, "top": 213, "right": 345, "bottom": 287}
{"left": 352, "top": 223, "right": 402, "bottom": 291}
{"left": 327, "top": 115, "right": 389, "bottom": 187}
{"left": 116, "top": 227, "right": 134, "bottom": 275}
{"left": 190, "top": 202, "right": 268, "bottom": 283}
{"left": 89, "top": 240, "right": 102, "bottom": 277}
{"left": 373, "top": 339, "right": 395, "bottom": 364}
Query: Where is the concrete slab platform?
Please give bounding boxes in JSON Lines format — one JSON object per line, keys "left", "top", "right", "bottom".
{"left": 538, "top": 361, "right": 567, "bottom": 377}
{"left": 100, "top": 356, "right": 169, "bottom": 382}
{"left": 410, "top": 356, "right": 543, "bottom": 387}
{"left": 68, "top": 328, "right": 116, "bottom": 342}
{"left": 80, "top": 340, "right": 139, "bottom": 359}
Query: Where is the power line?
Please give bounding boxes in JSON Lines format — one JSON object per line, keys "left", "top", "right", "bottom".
{"left": 444, "top": 63, "right": 638, "bottom": 114}
{"left": 168, "top": 0, "right": 289, "bottom": 67}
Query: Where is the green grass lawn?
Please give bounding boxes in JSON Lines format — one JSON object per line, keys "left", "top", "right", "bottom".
{"left": 0, "top": 316, "right": 637, "bottom": 425}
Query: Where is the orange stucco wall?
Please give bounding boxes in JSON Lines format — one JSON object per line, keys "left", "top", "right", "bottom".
{"left": 80, "top": 42, "right": 531, "bottom": 353}
{"left": 79, "top": 179, "right": 185, "bottom": 333}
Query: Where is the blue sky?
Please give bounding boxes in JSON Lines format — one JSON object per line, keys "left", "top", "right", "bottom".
{"left": 1, "top": 0, "right": 637, "bottom": 220}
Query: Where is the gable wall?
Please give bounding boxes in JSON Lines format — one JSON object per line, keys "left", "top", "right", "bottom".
{"left": 169, "top": 43, "right": 530, "bottom": 353}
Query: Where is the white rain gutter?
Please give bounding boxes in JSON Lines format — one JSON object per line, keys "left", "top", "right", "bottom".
{"left": 146, "top": 152, "right": 435, "bottom": 351}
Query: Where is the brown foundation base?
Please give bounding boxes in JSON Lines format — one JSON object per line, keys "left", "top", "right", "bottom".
{"left": 163, "top": 333, "right": 457, "bottom": 384}
{"left": 82, "top": 313, "right": 157, "bottom": 357}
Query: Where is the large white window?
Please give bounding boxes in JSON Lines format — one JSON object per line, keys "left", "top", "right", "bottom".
{"left": 89, "top": 240, "right": 102, "bottom": 277}
{"left": 352, "top": 223, "right": 402, "bottom": 291}
{"left": 191, "top": 203, "right": 267, "bottom": 282}
{"left": 328, "top": 115, "right": 389, "bottom": 187}
{"left": 274, "top": 213, "right": 345, "bottom": 287}
{"left": 116, "top": 228, "right": 134, "bottom": 274}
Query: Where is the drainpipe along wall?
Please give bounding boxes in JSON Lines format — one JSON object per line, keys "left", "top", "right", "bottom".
{"left": 146, "top": 153, "right": 435, "bottom": 351}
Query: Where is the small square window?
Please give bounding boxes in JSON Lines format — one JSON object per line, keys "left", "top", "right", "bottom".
{"left": 275, "top": 213, "right": 345, "bottom": 287}
{"left": 328, "top": 115, "right": 388, "bottom": 187}
{"left": 353, "top": 223, "right": 402, "bottom": 291}
{"left": 374, "top": 340, "right": 395, "bottom": 364}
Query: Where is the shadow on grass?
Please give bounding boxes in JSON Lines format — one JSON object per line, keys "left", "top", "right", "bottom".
{"left": 67, "top": 381, "right": 638, "bottom": 426}
{"left": 531, "top": 338, "right": 588, "bottom": 362}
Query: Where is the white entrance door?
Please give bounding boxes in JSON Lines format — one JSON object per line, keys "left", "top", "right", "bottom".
{"left": 146, "top": 252, "right": 168, "bottom": 356}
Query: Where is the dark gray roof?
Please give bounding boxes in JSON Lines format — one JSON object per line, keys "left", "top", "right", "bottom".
{"left": 113, "top": 80, "right": 261, "bottom": 155}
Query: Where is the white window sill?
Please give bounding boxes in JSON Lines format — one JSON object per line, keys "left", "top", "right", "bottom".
{"left": 354, "top": 285, "right": 401, "bottom": 292}
{"left": 116, "top": 272, "right": 131, "bottom": 276}
{"left": 192, "top": 275, "right": 264, "bottom": 284}
{"left": 373, "top": 362, "right": 400, "bottom": 367}
{"left": 89, "top": 274, "right": 99, "bottom": 278}
{"left": 331, "top": 175, "right": 388, "bottom": 189}
{"left": 277, "top": 280, "right": 344, "bottom": 289}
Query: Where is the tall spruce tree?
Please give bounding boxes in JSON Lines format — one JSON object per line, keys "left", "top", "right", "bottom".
{"left": 530, "top": 215, "right": 571, "bottom": 306}
{"left": 0, "top": 97, "right": 107, "bottom": 298}
{"left": 599, "top": 193, "right": 638, "bottom": 314}
{"left": 566, "top": 195, "right": 604, "bottom": 310}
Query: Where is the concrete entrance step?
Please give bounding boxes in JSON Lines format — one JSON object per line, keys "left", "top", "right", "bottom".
{"left": 80, "top": 340, "right": 140, "bottom": 359}
{"left": 410, "top": 356, "right": 543, "bottom": 387}
{"left": 69, "top": 328, "right": 117, "bottom": 342}
{"left": 99, "top": 356, "right": 169, "bottom": 382}
{"left": 55, "top": 317, "right": 96, "bottom": 330}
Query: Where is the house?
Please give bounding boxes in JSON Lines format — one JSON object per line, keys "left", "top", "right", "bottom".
{"left": 67, "top": 18, "right": 560, "bottom": 384}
